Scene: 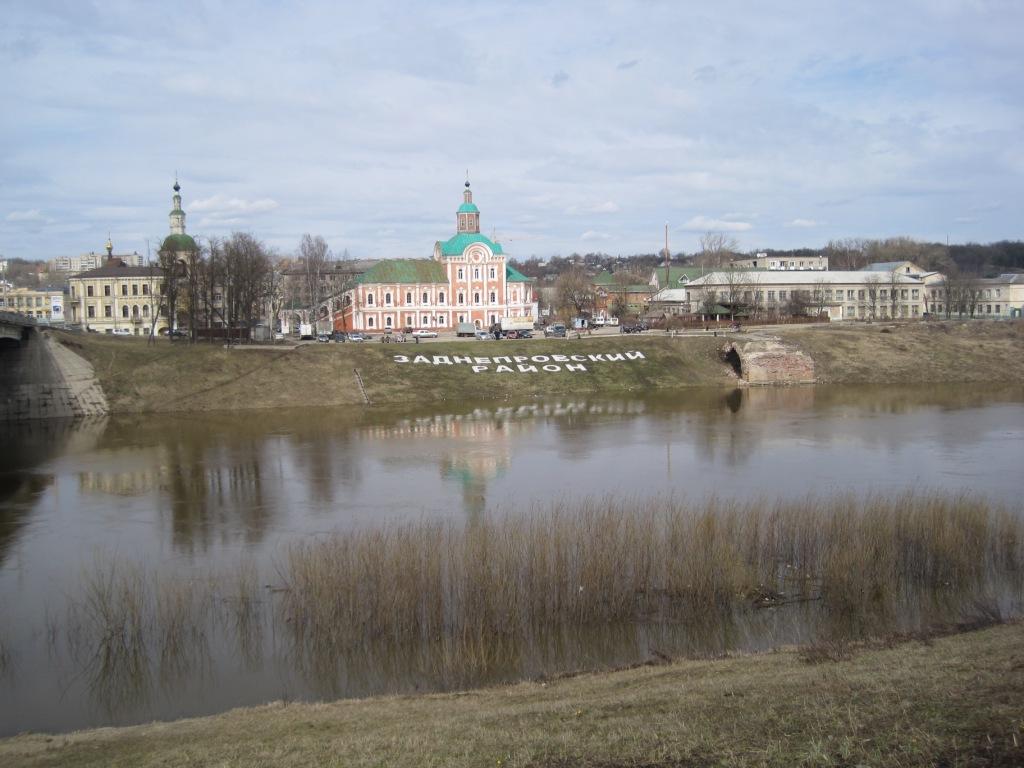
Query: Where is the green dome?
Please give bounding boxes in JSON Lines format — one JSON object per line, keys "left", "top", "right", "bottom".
{"left": 457, "top": 202, "right": 479, "bottom": 214}
{"left": 162, "top": 233, "right": 199, "bottom": 253}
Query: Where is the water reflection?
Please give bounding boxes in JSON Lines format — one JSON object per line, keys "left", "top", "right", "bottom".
{"left": 1, "top": 384, "right": 1023, "bottom": 734}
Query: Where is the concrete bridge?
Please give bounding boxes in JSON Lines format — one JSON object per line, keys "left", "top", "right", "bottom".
{"left": 0, "top": 310, "right": 34, "bottom": 344}
{"left": 0, "top": 319, "right": 108, "bottom": 420}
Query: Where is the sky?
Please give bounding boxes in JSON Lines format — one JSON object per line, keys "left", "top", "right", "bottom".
{"left": 1, "top": 0, "right": 1022, "bottom": 262}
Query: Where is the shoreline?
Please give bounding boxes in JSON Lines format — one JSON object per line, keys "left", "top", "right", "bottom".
{"left": 2, "top": 620, "right": 1020, "bottom": 766}
{"left": 38, "top": 319, "right": 1024, "bottom": 416}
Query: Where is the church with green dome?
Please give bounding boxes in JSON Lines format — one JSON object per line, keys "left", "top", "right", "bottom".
{"left": 332, "top": 180, "right": 535, "bottom": 333}
{"left": 160, "top": 180, "right": 199, "bottom": 255}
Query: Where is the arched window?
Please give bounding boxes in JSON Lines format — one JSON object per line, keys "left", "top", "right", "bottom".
{"left": 473, "top": 292, "right": 480, "bottom": 303}
{"left": 367, "top": 293, "right": 374, "bottom": 306}
{"left": 422, "top": 315, "right": 429, "bottom": 326}
{"left": 367, "top": 317, "right": 375, "bottom": 328}
{"left": 121, "top": 305, "right": 129, "bottom": 318}
{"left": 437, "top": 315, "right": 444, "bottom": 325}
{"left": 458, "top": 293, "right": 465, "bottom": 305}
{"left": 457, "top": 268, "right": 464, "bottom": 280}
{"left": 405, "top": 291, "right": 412, "bottom": 304}
{"left": 385, "top": 292, "right": 392, "bottom": 305}
{"left": 512, "top": 291, "right": 517, "bottom": 302}
{"left": 490, "top": 267, "right": 496, "bottom": 279}
{"left": 142, "top": 305, "right": 150, "bottom": 317}
{"left": 422, "top": 291, "right": 429, "bottom": 304}
{"left": 385, "top": 316, "right": 392, "bottom": 327}
{"left": 438, "top": 292, "right": 445, "bottom": 304}
{"left": 489, "top": 291, "right": 496, "bottom": 303}
{"left": 132, "top": 305, "right": 140, "bottom": 317}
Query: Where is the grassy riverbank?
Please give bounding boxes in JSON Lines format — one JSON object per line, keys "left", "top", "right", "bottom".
{"left": 2, "top": 621, "right": 1021, "bottom": 767}
{"left": 52, "top": 320, "right": 1023, "bottom": 414}
{"left": 777, "top": 319, "right": 1024, "bottom": 384}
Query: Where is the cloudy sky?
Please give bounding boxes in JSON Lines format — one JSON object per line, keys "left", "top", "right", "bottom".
{"left": 2, "top": 0, "right": 1022, "bottom": 262}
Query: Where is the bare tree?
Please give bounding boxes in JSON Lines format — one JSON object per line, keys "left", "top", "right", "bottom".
{"left": 812, "top": 277, "right": 831, "bottom": 318}
{"left": 887, "top": 269, "right": 902, "bottom": 319}
{"left": 697, "top": 232, "right": 739, "bottom": 269}
{"left": 298, "top": 234, "right": 332, "bottom": 324}
{"left": 155, "top": 245, "right": 185, "bottom": 339}
{"left": 863, "top": 273, "right": 882, "bottom": 319}
{"left": 720, "top": 268, "right": 751, "bottom": 321}
{"left": 222, "top": 233, "right": 273, "bottom": 342}
{"left": 554, "top": 266, "right": 595, "bottom": 320}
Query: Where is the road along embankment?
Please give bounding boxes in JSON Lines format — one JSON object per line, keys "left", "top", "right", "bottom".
{"left": 46, "top": 320, "right": 1024, "bottom": 415}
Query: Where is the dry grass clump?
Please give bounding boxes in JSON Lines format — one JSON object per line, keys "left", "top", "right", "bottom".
{"left": 280, "top": 492, "right": 1023, "bottom": 652}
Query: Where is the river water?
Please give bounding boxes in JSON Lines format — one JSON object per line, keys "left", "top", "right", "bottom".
{"left": 1, "top": 384, "right": 1022, "bottom": 735}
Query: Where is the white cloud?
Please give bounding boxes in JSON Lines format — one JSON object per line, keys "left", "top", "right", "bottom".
{"left": 786, "top": 218, "right": 819, "bottom": 228}
{"left": 580, "top": 230, "right": 611, "bottom": 241}
{"left": 681, "top": 215, "right": 752, "bottom": 232}
{"left": 191, "top": 195, "right": 280, "bottom": 216}
{"left": 565, "top": 201, "right": 620, "bottom": 215}
{"left": 6, "top": 209, "right": 45, "bottom": 222}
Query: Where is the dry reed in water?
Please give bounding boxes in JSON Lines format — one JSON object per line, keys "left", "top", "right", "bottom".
{"left": 280, "top": 492, "right": 1022, "bottom": 650}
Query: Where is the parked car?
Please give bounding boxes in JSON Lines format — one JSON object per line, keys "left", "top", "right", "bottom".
{"left": 331, "top": 331, "right": 347, "bottom": 342}
{"left": 544, "top": 323, "right": 567, "bottom": 338}
{"left": 474, "top": 329, "right": 491, "bottom": 340}
{"left": 347, "top": 332, "right": 366, "bottom": 342}
{"left": 274, "top": 332, "right": 285, "bottom": 341}
{"left": 411, "top": 329, "right": 438, "bottom": 338}
{"left": 316, "top": 333, "right": 331, "bottom": 343}
{"left": 111, "top": 328, "right": 132, "bottom": 336}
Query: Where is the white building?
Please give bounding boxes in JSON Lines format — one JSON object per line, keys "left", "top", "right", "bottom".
{"left": 730, "top": 253, "right": 828, "bottom": 270}
{"left": 652, "top": 269, "right": 934, "bottom": 321}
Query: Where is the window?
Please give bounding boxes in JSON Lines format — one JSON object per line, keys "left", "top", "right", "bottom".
{"left": 900, "top": 289, "right": 908, "bottom": 299}
{"left": 406, "top": 315, "right": 413, "bottom": 326}
{"left": 489, "top": 291, "right": 496, "bottom": 303}
{"left": 767, "top": 290, "right": 776, "bottom": 301}
{"left": 512, "top": 291, "right": 517, "bottom": 302}
{"left": 104, "top": 285, "right": 111, "bottom": 297}
{"left": 847, "top": 290, "right": 855, "bottom": 300}
{"left": 457, "top": 268, "right": 464, "bottom": 280}
{"left": 87, "top": 286, "right": 94, "bottom": 297}
{"left": 995, "top": 305, "right": 1001, "bottom": 314}
{"left": 880, "top": 289, "right": 888, "bottom": 300}
{"left": 385, "top": 316, "right": 393, "bottom": 327}
{"left": 385, "top": 292, "right": 392, "bottom": 305}
{"left": 474, "top": 268, "right": 479, "bottom": 279}
{"left": 142, "top": 284, "right": 149, "bottom": 295}
{"left": 489, "top": 267, "right": 496, "bottom": 279}
{"left": 459, "top": 314, "right": 465, "bottom": 323}
{"left": 121, "top": 285, "right": 128, "bottom": 296}
{"left": 458, "top": 293, "right": 465, "bottom": 305}
{"left": 132, "top": 284, "right": 138, "bottom": 295}
{"left": 143, "top": 305, "right": 149, "bottom": 317}
{"left": 122, "top": 305, "right": 129, "bottom": 318}
{"left": 88, "top": 306, "right": 95, "bottom": 318}
{"left": 422, "top": 291, "right": 429, "bottom": 304}
{"left": 474, "top": 292, "right": 480, "bottom": 303}
{"left": 104, "top": 305, "right": 112, "bottom": 317}
{"left": 422, "top": 315, "right": 429, "bottom": 325}
{"left": 779, "top": 290, "right": 788, "bottom": 300}
{"left": 368, "top": 317, "right": 375, "bottom": 328}
{"left": 367, "top": 293, "right": 374, "bottom": 305}
{"left": 437, "top": 315, "right": 444, "bottom": 324}
{"left": 438, "top": 292, "right": 445, "bottom": 304}
{"left": 132, "top": 305, "right": 140, "bottom": 317}
{"left": 911, "top": 289, "right": 919, "bottom": 299}
{"left": 857, "top": 290, "right": 865, "bottom": 300}
{"left": 406, "top": 291, "right": 412, "bottom": 304}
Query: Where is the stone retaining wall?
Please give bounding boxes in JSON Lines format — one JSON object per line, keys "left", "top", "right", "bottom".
{"left": 722, "top": 339, "right": 816, "bottom": 384}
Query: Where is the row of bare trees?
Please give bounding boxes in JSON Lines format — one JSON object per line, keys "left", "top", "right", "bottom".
{"left": 154, "top": 233, "right": 277, "bottom": 342}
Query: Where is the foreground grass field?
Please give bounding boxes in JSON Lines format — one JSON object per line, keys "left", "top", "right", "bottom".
{"left": 2, "top": 622, "right": 1021, "bottom": 767}
{"left": 53, "top": 319, "right": 1024, "bottom": 413}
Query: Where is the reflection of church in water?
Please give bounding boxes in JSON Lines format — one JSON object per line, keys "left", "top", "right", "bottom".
{"left": 362, "top": 412, "right": 535, "bottom": 517}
